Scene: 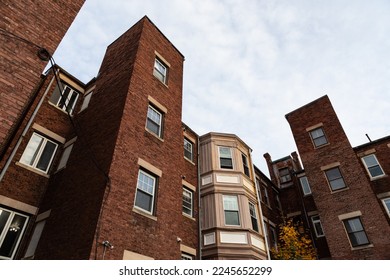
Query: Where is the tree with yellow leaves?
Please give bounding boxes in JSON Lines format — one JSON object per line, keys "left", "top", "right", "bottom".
{"left": 271, "top": 219, "right": 317, "bottom": 260}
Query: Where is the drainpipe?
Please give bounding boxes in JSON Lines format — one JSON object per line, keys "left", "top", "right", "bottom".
{"left": 250, "top": 150, "right": 271, "bottom": 260}
{"left": 0, "top": 71, "right": 57, "bottom": 182}
{"left": 197, "top": 134, "right": 202, "bottom": 260}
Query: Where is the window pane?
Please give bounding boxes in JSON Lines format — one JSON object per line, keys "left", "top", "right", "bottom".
{"left": 182, "top": 189, "right": 192, "bottom": 216}
{"left": 0, "top": 214, "right": 27, "bottom": 258}
{"left": 325, "top": 168, "right": 341, "bottom": 181}
{"left": 225, "top": 211, "right": 239, "bottom": 225}
{"left": 20, "top": 134, "right": 44, "bottom": 166}
{"left": 300, "top": 176, "right": 312, "bottom": 195}
{"left": 146, "top": 119, "right": 160, "bottom": 135}
{"left": 0, "top": 210, "right": 11, "bottom": 234}
{"left": 330, "top": 178, "right": 346, "bottom": 190}
{"left": 314, "top": 136, "right": 327, "bottom": 147}
{"left": 363, "top": 155, "right": 377, "bottom": 167}
{"left": 135, "top": 190, "right": 153, "bottom": 212}
{"left": 383, "top": 198, "right": 390, "bottom": 214}
{"left": 223, "top": 196, "right": 238, "bottom": 211}
{"left": 220, "top": 158, "right": 233, "bottom": 169}
{"left": 368, "top": 166, "right": 384, "bottom": 177}
{"left": 66, "top": 91, "right": 78, "bottom": 113}
{"left": 219, "top": 147, "right": 231, "bottom": 158}
{"left": 345, "top": 218, "right": 363, "bottom": 233}
{"left": 184, "top": 139, "right": 193, "bottom": 161}
{"left": 137, "top": 172, "right": 155, "bottom": 195}
{"left": 36, "top": 140, "right": 57, "bottom": 172}
{"left": 311, "top": 128, "right": 324, "bottom": 138}
{"left": 350, "top": 231, "right": 369, "bottom": 247}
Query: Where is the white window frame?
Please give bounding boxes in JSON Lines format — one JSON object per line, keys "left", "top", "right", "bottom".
{"left": 134, "top": 170, "right": 157, "bottom": 215}
{"left": 182, "top": 187, "right": 193, "bottom": 217}
{"left": 19, "top": 132, "right": 58, "bottom": 173}
{"left": 361, "top": 154, "right": 385, "bottom": 179}
{"left": 219, "top": 146, "right": 233, "bottom": 170}
{"left": 309, "top": 127, "right": 328, "bottom": 148}
{"left": 382, "top": 198, "right": 390, "bottom": 218}
{"left": 311, "top": 215, "right": 325, "bottom": 237}
{"left": 299, "top": 176, "right": 312, "bottom": 195}
{"left": 223, "top": 195, "right": 240, "bottom": 226}
{"left": 325, "top": 167, "right": 346, "bottom": 191}
{"left": 181, "top": 253, "right": 194, "bottom": 260}
{"left": 0, "top": 207, "right": 29, "bottom": 260}
{"left": 50, "top": 83, "right": 79, "bottom": 115}
{"left": 153, "top": 58, "right": 167, "bottom": 84}
{"left": 249, "top": 202, "right": 259, "bottom": 232}
{"left": 146, "top": 105, "right": 163, "bottom": 138}
{"left": 184, "top": 138, "right": 193, "bottom": 161}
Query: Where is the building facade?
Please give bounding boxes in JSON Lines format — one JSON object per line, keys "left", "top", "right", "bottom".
{"left": 1, "top": 8, "right": 389, "bottom": 260}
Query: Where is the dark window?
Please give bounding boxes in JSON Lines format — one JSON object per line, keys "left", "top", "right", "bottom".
{"left": 242, "top": 153, "right": 250, "bottom": 177}
{"left": 325, "top": 167, "right": 346, "bottom": 191}
{"left": 279, "top": 167, "right": 291, "bottom": 183}
{"left": 310, "top": 127, "right": 328, "bottom": 147}
{"left": 343, "top": 217, "right": 369, "bottom": 247}
{"left": 219, "top": 147, "right": 233, "bottom": 169}
{"left": 249, "top": 202, "right": 259, "bottom": 232}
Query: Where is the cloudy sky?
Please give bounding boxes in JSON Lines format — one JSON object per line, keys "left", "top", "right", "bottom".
{"left": 52, "top": 0, "right": 390, "bottom": 173}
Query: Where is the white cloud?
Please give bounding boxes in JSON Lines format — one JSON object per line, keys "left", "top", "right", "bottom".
{"left": 52, "top": 0, "right": 390, "bottom": 175}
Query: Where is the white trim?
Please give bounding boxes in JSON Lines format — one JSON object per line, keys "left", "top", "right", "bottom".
{"left": 361, "top": 154, "right": 385, "bottom": 179}
{"left": 32, "top": 124, "right": 65, "bottom": 144}
{"left": 338, "top": 210, "right": 362, "bottom": 220}
{"left": 305, "top": 122, "right": 324, "bottom": 132}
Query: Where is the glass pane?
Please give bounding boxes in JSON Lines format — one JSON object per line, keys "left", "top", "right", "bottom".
{"left": 314, "top": 222, "right": 324, "bottom": 236}
{"left": 146, "top": 119, "right": 160, "bottom": 136}
{"left": 384, "top": 199, "right": 390, "bottom": 213}
{"left": 300, "top": 177, "right": 312, "bottom": 195}
{"left": 350, "top": 231, "right": 369, "bottom": 247}
{"left": 59, "top": 87, "right": 71, "bottom": 108}
{"left": 363, "top": 155, "right": 377, "bottom": 168}
{"left": 368, "top": 166, "right": 384, "bottom": 177}
{"left": 223, "top": 196, "right": 238, "bottom": 211}
{"left": 251, "top": 216, "right": 259, "bottom": 232}
{"left": 0, "top": 214, "right": 27, "bottom": 258}
{"left": 220, "top": 158, "right": 233, "bottom": 169}
{"left": 135, "top": 190, "right": 153, "bottom": 212}
{"left": 219, "top": 147, "right": 231, "bottom": 158}
{"left": 326, "top": 168, "right": 341, "bottom": 181}
{"left": 66, "top": 91, "right": 78, "bottom": 113}
{"left": 147, "top": 107, "right": 161, "bottom": 125}
{"left": 36, "top": 140, "right": 57, "bottom": 172}
{"left": 137, "top": 172, "right": 155, "bottom": 195}
{"left": 345, "top": 218, "right": 363, "bottom": 232}
{"left": 153, "top": 69, "right": 165, "bottom": 82}
{"left": 314, "top": 136, "right": 327, "bottom": 147}
{"left": 330, "top": 178, "right": 346, "bottom": 190}
{"left": 20, "top": 134, "right": 43, "bottom": 166}
{"left": 49, "top": 83, "right": 62, "bottom": 104}
{"left": 154, "top": 59, "right": 166, "bottom": 75}
{"left": 225, "top": 211, "right": 239, "bottom": 225}
{"left": 311, "top": 128, "right": 324, "bottom": 138}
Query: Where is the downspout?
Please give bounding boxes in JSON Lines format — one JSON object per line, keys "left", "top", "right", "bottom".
{"left": 197, "top": 135, "right": 202, "bottom": 260}
{"left": 0, "top": 71, "right": 57, "bottom": 182}
{"left": 250, "top": 150, "right": 271, "bottom": 260}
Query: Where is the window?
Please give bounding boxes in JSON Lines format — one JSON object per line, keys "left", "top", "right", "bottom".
{"left": 249, "top": 202, "right": 259, "bottom": 232}
{"left": 269, "top": 225, "right": 277, "bottom": 249}
{"left": 134, "top": 170, "right": 157, "bottom": 215}
{"left": 275, "top": 194, "right": 282, "bottom": 209}
{"left": 279, "top": 168, "right": 291, "bottom": 183}
{"left": 310, "top": 127, "right": 328, "bottom": 148}
{"left": 0, "top": 207, "right": 29, "bottom": 259}
{"left": 263, "top": 187, "right": 270, "bottom": 206}
{"left": 361, "top": 154, "right": 385, "bottom": 179}
{"left": 146, "top": 105, "right": 163, "bottom": 138}
{"left": 242, "top": 153, "right": 250, "bottom": 177}
{"left": 311, "top": 215, "right": 325, "bottom": 237}
{"left": 153, "top": 58, "right": 168, "bottom": 84}
{"left": 182, "top": 188, "right": 193, "bottom": 217}
{"left": 56, "top": 143, "right": 74, "bottom": 171}
{"left": 79, "top": 91, "right": 92, "bottom": 112}
{"left": 181, "top": 253, "right": 194, "bottom": 260}
{"left": 20, "top": 133, "right": 58, "bottom": 173}
{"left": 382, "top": 198, "right": 390, "bottom": 218}
{"left": 255, "top": 178, "right": 262, "bottom": 201}
{"left": 49, "top": 82, "right": 79, "bottom": 114}
{"left": 325, "top": 167, "right": 346, "bottom": 191}
{"left": 219, "top": 147, "right": 233, "bottom": 169}
{"left": 223, "top": 195, "right": 240, "bottom": 226}
{"left": 343, "top": 217, "right": 370, "bottom": 247}
{"left": 299, "top": 176, "right": 312, "bottom": 195}
{"left": 184, "top": 138, "right": 193, "bottom": 161}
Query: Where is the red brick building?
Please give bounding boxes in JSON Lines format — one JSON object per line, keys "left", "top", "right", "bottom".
{"left": 285, "top": 95, "right": 390, "bottom": 259}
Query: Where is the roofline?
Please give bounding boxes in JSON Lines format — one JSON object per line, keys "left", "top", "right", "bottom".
{"left": 199, "top": 132, "right": 253, "bottom": 151}
{"left": 353, "top": 135, "right": 390, "bottom": 150}
{"left": 285, "top": 94, "right": 328, "bottom": 120}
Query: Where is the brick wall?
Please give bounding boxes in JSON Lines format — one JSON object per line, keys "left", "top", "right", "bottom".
{"left": 0, "top": 0, "right": 85, "bottom": 158}
{"left": 286, "top": 95, "right": 390, "bottom": 259}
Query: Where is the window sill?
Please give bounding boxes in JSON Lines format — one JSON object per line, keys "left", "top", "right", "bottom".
{"left": 153, "top": 75, "right": 169, "bottom": 88}
{"left": 182, "top": 213, "right": 196, "bottom": 221}
{"left": 184, "top": 157, "right": 195, "bottom": 165}
{"left": 330, "top": 187, "right": 349, "bottom": 194}
{"left": 48, "top": 101, "right": 74, "bottom": 116}
{"left": 145, "top": 129, "right": 164, "bottom": 142}
{"left": 370, "top": 174, "right": 388, "bottom": 181}
{"left": 16, "top": 162, "right": 50, "bottom": 178}
{"left": 351, "top": 244, "right": 374, "bottom": 251}
{"left": 132, "top": 207, "right": 157, "bottom": 221}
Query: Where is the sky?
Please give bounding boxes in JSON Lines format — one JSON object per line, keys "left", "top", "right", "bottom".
{"left": 52, "top": 0, "right": 390, "bottom": 174}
